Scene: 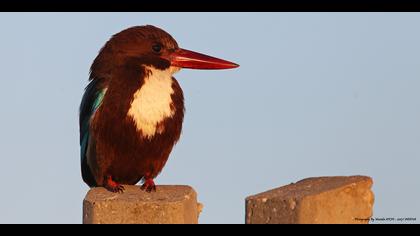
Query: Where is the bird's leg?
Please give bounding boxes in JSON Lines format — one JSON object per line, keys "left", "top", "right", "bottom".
{"left": 140, "top": 174, "right": 156, "bottom": 193}
{"left": 140, "top": 179, "right": 156, "bottom": 192}
{"left": 104, "top": 175, "right": 125, "bottom": 193}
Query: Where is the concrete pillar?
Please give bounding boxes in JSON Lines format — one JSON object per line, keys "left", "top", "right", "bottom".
{"left": 83, "top": 185, "right": 202, "bottom": 224}
{"left": 246, "top": 176, "right": 374, "bottom": 224}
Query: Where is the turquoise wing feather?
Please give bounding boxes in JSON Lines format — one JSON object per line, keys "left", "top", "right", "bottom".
{"left": 79, "top": 79, "right": 106, "bottom": 187}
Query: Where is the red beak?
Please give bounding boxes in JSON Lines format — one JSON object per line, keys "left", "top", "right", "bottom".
{"left": 169, "top": 48, "right": 239, "bottom": 70}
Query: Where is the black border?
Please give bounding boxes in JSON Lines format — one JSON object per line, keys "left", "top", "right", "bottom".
{"left": 1, "top": 0, "right": 420, "bottom": 12}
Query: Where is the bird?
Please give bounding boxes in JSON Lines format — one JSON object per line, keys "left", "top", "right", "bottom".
{"left": 79, "top": 25, "right": 239, "bottom": 193}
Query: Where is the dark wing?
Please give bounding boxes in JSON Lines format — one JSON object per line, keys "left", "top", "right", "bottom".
{"left": 79, "top": 78, "right": 107, "bottom": 187}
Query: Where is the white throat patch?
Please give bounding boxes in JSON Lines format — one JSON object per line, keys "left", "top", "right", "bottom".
{"left": 127, "top": 66, "right": 179, "bottom": 139}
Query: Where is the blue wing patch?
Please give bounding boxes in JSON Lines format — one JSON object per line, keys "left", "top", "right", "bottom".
{"left": 79, "top": 78, "right": 107, "bottom": 187}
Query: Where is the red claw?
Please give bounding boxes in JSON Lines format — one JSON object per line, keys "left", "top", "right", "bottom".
{"left": 141, "top": 178, "right": 156, "bottom": 193}
{"left": 104, "top": 175, "right": 125, "bottom": 193}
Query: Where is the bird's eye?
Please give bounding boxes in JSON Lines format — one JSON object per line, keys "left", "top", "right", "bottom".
{"left": 152, "top": 44, "right": 162, "bottom": 53}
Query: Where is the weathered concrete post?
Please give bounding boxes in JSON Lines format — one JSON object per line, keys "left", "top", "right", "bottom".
{"left": 83, "top": 185, "right": 202, "bottom": 224}
{"left": 246, "top": 176, "right": 374, "bottom": 224}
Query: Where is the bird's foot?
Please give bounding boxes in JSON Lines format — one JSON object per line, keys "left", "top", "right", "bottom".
{"left": 140, "top": 178, "right": 156, "bottom": 193}
{"left": 104, "top": 175, "right": 125, "bottom": 193}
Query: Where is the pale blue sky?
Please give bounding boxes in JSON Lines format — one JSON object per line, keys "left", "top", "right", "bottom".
{"left": 0, "top": 13, "right": 419, "bottom": 224}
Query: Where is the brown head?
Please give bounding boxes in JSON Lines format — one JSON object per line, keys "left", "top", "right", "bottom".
{"left": 90, "top": 25, "right": 239, "bottom": 80}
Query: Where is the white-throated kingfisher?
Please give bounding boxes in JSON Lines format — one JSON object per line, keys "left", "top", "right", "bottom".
{"left": 79, "top": 25, "right": 239, "bottom": 193}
